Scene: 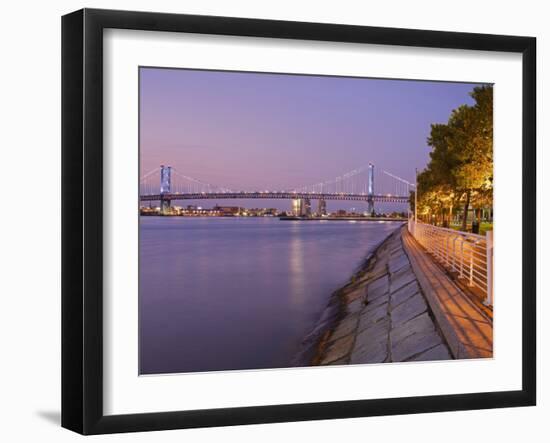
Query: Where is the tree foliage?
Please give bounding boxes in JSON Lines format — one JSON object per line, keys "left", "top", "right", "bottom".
{"left": 414, "top": 85, "right": 493, "bottom": 230}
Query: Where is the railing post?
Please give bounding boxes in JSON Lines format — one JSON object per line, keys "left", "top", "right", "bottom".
{"left": 468, "top": 244, "right": 474, "bottom": 287}
{"left": 452, "top": 236, "right": 458, "bottom": 272}
{"left": 460, "top": 240, "right": 465, "bottom": 278}
{"left": 445, "top": 235, "right": 450, "bottom": 267}
{"left": 485, "top": 230, "right": 494, "bottom": 306}
{"left": 409, "top": 217, "right": 416, "bottom": 237}
{"left": 411, "top": 223, "right": 491, "bottom": 306}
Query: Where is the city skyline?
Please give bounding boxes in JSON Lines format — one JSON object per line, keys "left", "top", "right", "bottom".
{"left": 139, "top": 67, "right": 488, "bottom": 197}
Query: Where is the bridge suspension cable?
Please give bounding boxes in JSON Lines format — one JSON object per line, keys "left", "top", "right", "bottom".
{"left": 139, "top": 166, "right": 234, "bottom": 195}
{"left": 139, "top": 167, "right": 160, "bottom": 183}
{"left": 139, "top": 163, "right": 414, "bottom": 203}
{"left": 291, "top": 165, "right": 371, "bottom": 194}
{"left": 171, "top": 168, "right": 233, "bottom": 193}
{"left": 289, "top": 164, "right": 413, "bottom": 198}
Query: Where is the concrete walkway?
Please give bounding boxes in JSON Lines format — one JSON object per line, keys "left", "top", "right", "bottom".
{"left": 319, "top": 227, "right": 452, "bottom": 365}
{"left": 317, "top": 225, "right": 494, "bottom": 366}
{"left": 402, "top": 228, "right": 493, "bottom": 358}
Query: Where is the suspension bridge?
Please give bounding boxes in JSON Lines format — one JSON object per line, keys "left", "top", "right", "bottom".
{"left": 139, "top": 163, "right": 414, "bottom": 214}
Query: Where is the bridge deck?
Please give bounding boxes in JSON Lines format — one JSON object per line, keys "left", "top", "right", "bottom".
{"left": 139, "top": 192, "right": 409, "bottom": 203}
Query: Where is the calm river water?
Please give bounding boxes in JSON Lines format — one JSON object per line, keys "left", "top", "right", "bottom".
{"left": 139, "top": 217, "right": 402, "bottom": 374}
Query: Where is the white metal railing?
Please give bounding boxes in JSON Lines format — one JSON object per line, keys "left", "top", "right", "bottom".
{"left": 408, "top": 220, "right": 493, "bottom": 306}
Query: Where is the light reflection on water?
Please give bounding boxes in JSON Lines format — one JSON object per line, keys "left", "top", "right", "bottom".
{"left": 139, "top": 217, "right": 401, "bottom": 374}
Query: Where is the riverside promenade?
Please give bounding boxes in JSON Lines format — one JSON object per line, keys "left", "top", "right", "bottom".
{"left": 315, "top": 225, "right": 493, "bottom": 365}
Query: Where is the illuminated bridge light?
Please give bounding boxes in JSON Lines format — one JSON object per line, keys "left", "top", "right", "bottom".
{"left": 139, "top": 164, "right": 411, "bottom": 210}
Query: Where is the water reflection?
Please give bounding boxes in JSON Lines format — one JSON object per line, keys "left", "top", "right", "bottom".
{"left": 289, "top": 223, "right": 307, "bottom": 310}
{"left": 139, "top": 217, "right": 401, "bottom": 374}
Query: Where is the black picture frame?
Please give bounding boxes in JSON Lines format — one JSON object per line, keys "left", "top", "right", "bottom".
{"left": 62, "top": 8, "right": 536, "bottom": 435}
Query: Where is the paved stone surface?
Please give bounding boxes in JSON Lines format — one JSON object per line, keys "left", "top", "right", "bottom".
{"left": 390, "top": 281, "right": 420, "bottom": 310}
{"left": 389, "top": 269, "right": 416, "bottom": 293}
{"left": 367, "top": 275, "right": 389, "bottom": 296}
{"left": 365, "top": 254, "right": 388, "bottom": 275}
{"left": 321, "top": 334, "right": 354, "bottom": 364}
{"left": 330, "top": 314, "right": 360, "bottom": 342}
{"left": 359, "top": 303, "right": 388, "bottom": 329}
{"left": 365, "top": 265, "right": 387, "bottom": 282}
{"left": 350, "top": 340, "right": 388, "bottom": 364}
{"left": 342, "top": 283, "right": 368, "bottom": 303}
{"left": 410, "top": 344, "right": 452, "bottom": 362}
{"left": 356, "top": 322, "right": 389, "bottom": 346}
{"left": 346, "top": 297, "right": 365, "bottom": 315}
{"left": 390, "top": 312, "right": 435, "bottom": 347}
{"left": 364, "top": 293, "right": 389, "bottom": 313}
{"left": 389, "top": 244, "right": 403, "bottom": 256}
{"left": 318, "top": 227, "right": 453, "bottom": 366}
{"left": 391, "top": 331, "right": 443, "bottom": 362}
{"left": 388, "top": 254, "right": 410, "bottom": 274}
{"left": 390, "top": 293, "right": 428, "bottom": 326}
{"left": 392, "top": 263, "right": 413, "bottom": 280}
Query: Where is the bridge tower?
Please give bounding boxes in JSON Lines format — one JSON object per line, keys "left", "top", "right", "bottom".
{"left": 160, "top": 165, "right": 172, "bottom": 215}
{"left": 367, "top": 162, "right": 375, "bottom": 215}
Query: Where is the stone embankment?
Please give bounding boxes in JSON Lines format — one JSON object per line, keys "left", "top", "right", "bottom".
{"left": 315, "top": 226, "right": 452, "bottom": 365}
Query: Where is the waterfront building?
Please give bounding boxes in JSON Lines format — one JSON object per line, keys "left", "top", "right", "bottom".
{"left": 212, "top": 205, "right": 243, "bottom": 216}
{"left": 291, "top": 198, "right": 312, "bottom": 217}
{"left": 291, "top": 198, "right": 302, "bottom": 216}
{"left": 140, "top": 206, "right": 159, "bottom": 216}
{"left": 303, "top": 198, "right": 312, "bottom": 216}
{"left": 316, "top": 198, "right": 327, "bottom": 216}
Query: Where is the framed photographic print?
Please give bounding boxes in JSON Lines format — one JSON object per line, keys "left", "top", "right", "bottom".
{"left": 61, "top": 8, "right": 536, "bottom": 435}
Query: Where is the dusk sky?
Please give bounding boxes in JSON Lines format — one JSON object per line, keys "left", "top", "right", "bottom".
{"left": 139, "top": 67, "right": 486, "bottom": 210}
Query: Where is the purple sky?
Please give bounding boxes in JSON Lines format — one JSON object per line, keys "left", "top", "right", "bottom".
{"left": 139, "top": 67, "right": 486, "bottom": 210}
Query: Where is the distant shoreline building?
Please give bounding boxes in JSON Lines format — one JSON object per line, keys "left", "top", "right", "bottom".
{"left": 212, "top": 205, "right": 243, "bottom": 216}
{"left": 316, "top": 198, "right": 327, "bottom": 216}
{"left": 291, "top": 198, "right": 312, "bottom": 217}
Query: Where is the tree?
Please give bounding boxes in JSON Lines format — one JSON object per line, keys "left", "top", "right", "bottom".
{"left": 415, "top": 85, "right": 493, "bottom": 231}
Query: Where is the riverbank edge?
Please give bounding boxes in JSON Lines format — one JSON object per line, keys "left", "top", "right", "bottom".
{"left": 292, "top": 224, "right": 405, "bottom": 366}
